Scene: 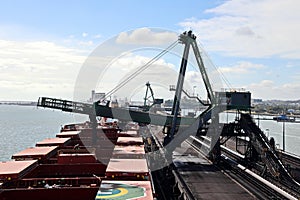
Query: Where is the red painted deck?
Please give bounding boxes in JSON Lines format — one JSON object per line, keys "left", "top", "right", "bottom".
{"left": 113, "top": 145, "right": 145, "bottom": 159}
{"left": 12, "top": 146, "right": 58, "bottom": 160}
{"left": 118, "top": 130, "right": 139, "bottom": 137}
{"left": 0, "top": 186, "right": 99, "bottom": 200}
{"left": 36, "top": 137, "right": 71, "bottom": 147}
{"left": 116, "top": 136, "right": 143, "bottom": 145}
{"left": 105, "top": 159, "right": 149, "bottom": 180}
{"left": 56, "top": 131, "right": 81, "bottom": 138}
{"left": 106, "top": 159, "right": 148, "bottom": 173}
{"left": 0, "top": 160, "right": 37, "bottom": 180}
{"left": 57, "top": 153, "right": 97, "bottom": 164}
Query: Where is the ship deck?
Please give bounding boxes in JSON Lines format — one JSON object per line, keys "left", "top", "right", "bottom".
{"left": 36, "top": 137, "right": 71, "bottom": 147}
{"left": 112, "top": 145, "right": 145, "bottom": 159}
{"left": 0, "top": 160, "right": 38, "bottom": 180}
{"left": 12, "top": 146, "right": 58, "bottom": 161}
{"left": 106, "top": 158, "right": 148, "bottom": 174}
{"left": 56, "top": 131, "right": 81, "bottom": 138}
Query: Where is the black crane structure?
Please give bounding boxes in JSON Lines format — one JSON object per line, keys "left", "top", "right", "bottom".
{"left": 37, "top": 31, "right": 300, "bottom": 194}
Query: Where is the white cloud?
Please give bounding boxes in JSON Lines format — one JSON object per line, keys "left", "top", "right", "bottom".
{"left": 116, "top": 28, "right": 178, "bottom": 45}
{"left": 218, "top": 61, "right": 265, "bottom": 74}
{"left": 185, "top": 71, "right": 209, "bottom": 98}
{"left": 62, "top": 35, "right": 96, "bottom": 49}
{"left": 0, "top": 39, "right": 87, "bottom": 100}
{"left": 246, "top": 80, "right": 300, "bottom": 100}
{"left": 78, "top": 40, "right": 94, "bottom": 46}
{"left": 94, "top": 53, "right": 178, "bottom": 100}
{"left": 179, "top": 0, "right": 300, "bottom": 58}
{"left": 93, "top": 34, "right": 102, "bottom": 39}
{"left": 82, "top": 32, "right": 88, "bottom": 37}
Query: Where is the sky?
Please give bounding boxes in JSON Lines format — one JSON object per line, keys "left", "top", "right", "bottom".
{"left": 0, "top": 0, "right": 299, "bottom": 101}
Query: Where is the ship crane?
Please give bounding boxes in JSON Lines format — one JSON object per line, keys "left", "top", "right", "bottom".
{"left": 129, "top": 82, "right": 164, "bottom": 112}
{"left": 143, "top": 82, "right": 164, "bottom": 110}
{"left": 144, "top": 82, "right": 155, "bottom": 108}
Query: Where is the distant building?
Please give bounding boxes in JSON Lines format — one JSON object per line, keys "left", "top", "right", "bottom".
{"left": 252, "top": 99, "right": 263, "bottom": 103}
{"left": 91, "top": 90, "right": 105, "bottom": 102}
{"left": 110, "top": 100, "right": 119, "bottom": 108}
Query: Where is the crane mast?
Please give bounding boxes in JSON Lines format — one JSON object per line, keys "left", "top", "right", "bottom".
{"left": 164, "top": 30, "right": 216, "bottom": 145}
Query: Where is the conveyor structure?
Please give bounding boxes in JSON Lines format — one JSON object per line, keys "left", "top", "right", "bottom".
{"left": 37, "top": 30, "right": 300, "bottom": 199}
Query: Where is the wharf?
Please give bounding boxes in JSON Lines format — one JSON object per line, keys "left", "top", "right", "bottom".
{"left": 172, "top": 142, "right": 255, "bottom": 199}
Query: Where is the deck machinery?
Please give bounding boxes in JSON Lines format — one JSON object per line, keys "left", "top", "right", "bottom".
{"left": 37, "top": 31, "right": 300, "bottom": 197}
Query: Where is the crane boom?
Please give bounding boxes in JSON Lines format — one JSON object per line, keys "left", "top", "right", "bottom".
{"left": 37, "top": 97, "right": 196, "bottom": 126}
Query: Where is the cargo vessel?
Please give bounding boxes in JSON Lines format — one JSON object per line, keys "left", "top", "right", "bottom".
{"left": 0, "top": 120, "right": 155, "bottom": 199}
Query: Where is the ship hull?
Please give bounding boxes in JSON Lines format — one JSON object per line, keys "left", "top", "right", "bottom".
{"left": 0, "top": 187, "right": 99, "bottom": 200}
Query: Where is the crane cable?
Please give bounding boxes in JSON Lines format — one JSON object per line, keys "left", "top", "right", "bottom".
{"left": 103, "top": 40, "right": 179, "bottom": 100}
{"left": 197, "top": 42, "right": 233, "bottom": 90}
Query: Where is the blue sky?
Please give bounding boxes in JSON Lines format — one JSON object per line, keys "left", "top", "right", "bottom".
{"left": 0, "top": 0, "right": 299, "bottom": 101}
{"left": 0, "top": 0, "right": 217, "bottom": 40}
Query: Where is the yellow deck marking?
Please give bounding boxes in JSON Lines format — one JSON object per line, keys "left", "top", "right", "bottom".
{"left": 96, "top": 187, "right": 128, "bottom": 199}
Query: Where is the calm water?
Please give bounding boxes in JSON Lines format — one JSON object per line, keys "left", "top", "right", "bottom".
{"left": 0, "top": 105, "right": 88, "bottom": 161}
{"left": 255, "top": 116, "right": 300, "bottom": 155}
{"left": 0, "top": 106, "right": 299, "bottom": 162}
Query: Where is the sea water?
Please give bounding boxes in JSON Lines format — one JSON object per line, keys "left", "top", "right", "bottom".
{"left": 0, "top": 105, "right": 88, "bottom": 161}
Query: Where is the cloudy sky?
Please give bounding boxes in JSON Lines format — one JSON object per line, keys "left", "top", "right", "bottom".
{"left": 0, "top": 0, "right": 299, "bottom": 101}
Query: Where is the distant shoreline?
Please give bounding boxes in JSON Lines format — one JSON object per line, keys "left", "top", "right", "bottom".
{"left": 0, "top": 101, "right": 37, "bottom": 106}
{"left": 225, "top": 110, "right": 300, "bottom": 119}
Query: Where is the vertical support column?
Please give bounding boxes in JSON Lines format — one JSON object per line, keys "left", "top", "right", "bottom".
{"left": 144, "top": 82, "right": 150, "bottom": 108}
{"left": 89, "top": 114, "right": 97, "bottom": 146}
{"left": 164, "top": 31, "right": 193, "bottom": 146}
{"left": 209, "top": 113, "right": 221, "bottom": 163}
{"left": 90, "top": 102, "right": 98, "bottom": 146}
{"left": 282, "top": 121, "right": 285, "bottom": 151}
